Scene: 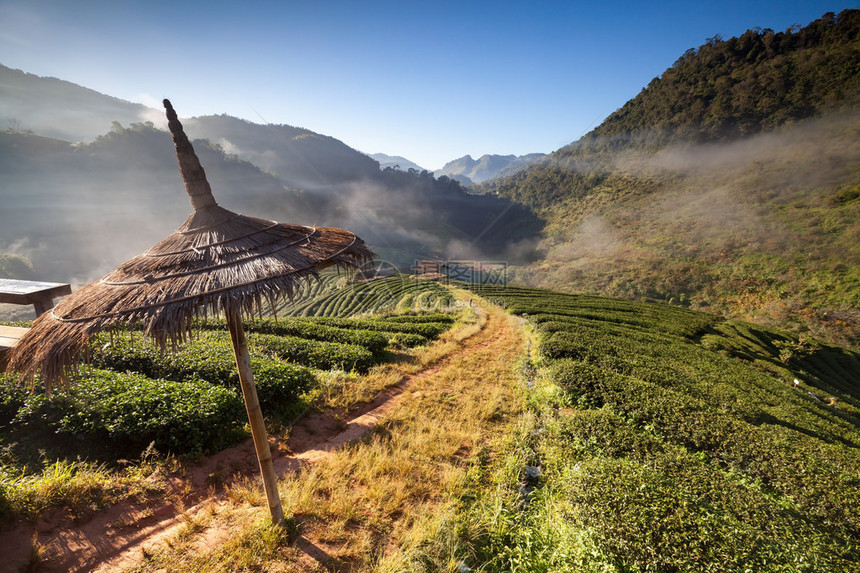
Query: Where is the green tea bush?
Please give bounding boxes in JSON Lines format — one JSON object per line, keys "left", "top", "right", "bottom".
{"left": 567, "top": 453, "right": 855, "bottom": 571}
{"left": 549, "top": 358, "right": 860, "bottom": 540}
{"left": 249, "top": 333, "right": 376, "bottom": 372}
{"left": 0, "top": 373, "right": 28, "bottom": 430}
{"left": 548, "top": 408, "right": 665, "bottom": 460}
{"left": 539, "top": 330, "right": 617, "bottom": 362}
{"left": 379, "top": 312, "right": 456, "bottom": 324}
{"left": 14, "top": 369, "right": 245, "bottom": 455}
{"left": 384, "top": 332, "right": 429, "bottom": 349}
{"left": 240, "top": 319, "right": 388, "bottom": 355}
{"left": 309, "top": 317, "right": 450, "bottom": 339}
{"left": 90, "top": 332, "right": 315, "bottom": 411}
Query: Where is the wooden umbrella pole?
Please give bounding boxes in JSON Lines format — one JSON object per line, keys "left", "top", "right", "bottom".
{"left": 225, "top": 305, "right": 285, "bottom": 526}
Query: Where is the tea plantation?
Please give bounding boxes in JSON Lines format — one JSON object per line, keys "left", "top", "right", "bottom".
{"left": 0, "top": 312, "right": 456, "bottom": 466}
{"left": 280, "top": 274, "right": 455, "bottom": 317}
{"left": 4, "top": 277, "right": 859, "bottom": 570}
{"left": 458, "top": 284, "right": 860, "bottom": 571}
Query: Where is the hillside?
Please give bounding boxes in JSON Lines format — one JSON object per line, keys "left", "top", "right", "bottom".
{"left": 484, "top": 9, "right": 860, "bottom": 347}
{"left": 184, "top": 114, "right": 383, "bottom": 190}
{"left": 4, "top": 283, "right": 859, "bottom": 571}
{"left": 0, "top": 64, "right": 154, "bottom": 141}
{"left": 566, "top": 9, "right": 860, "bottom": 155}
{"left": 443, "top": 285, "right": 860, "bottom": 571}
{"left": 0, "top": 125, "right": 316, "bottom": 288}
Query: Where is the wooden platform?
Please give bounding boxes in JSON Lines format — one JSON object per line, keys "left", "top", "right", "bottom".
{"left": 0, "top": 325, "right": 29, "bottom": 369}
{"left": 0, "top": 278, "right": 71, "bottom": 317}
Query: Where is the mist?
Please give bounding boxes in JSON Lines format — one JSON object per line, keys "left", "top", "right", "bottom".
{"left": 0, "top": 119, "right": 543, "bottom": 323}
{"left": 542, "top": 109, "right": 858, "bottom": 257}
{"left": 517, "top": 108, "right": 860, "bottom": 345}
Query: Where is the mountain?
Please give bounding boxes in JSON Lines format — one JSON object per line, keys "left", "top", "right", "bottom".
{"left": 483, "top": 9, "right": 860, "bottom": 348}
{"left": 183, "top": 115, "right": 383, "bottom": 190}
{"left": 436, "top": 153, "right": 546, "bottom": 185}
{"left": 369, "top": 153, "right": 424, "bottom": 172}
{"left": 0, "top": 70, "right": 543, "bottom": 299}
{"left": 0, "top": 64, "right": 155, "bottom": 141}
{"left": 0, "top": 123, "right": 542, "bottom": 292}
{"left": 0, "top": 126, "right": 315, "bottom": 288}
{"left": 576, "top": 10, "right": 860, "bottom": 152}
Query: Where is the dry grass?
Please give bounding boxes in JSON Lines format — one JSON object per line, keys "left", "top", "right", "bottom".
{"left": 314, "top": 302, "right": 485, "bottom": 413}
{"left": 122, "top": 298, "right": 525, "bottom": 572}
{"left": 1, "top": 452, "right": 174, "bottom": 522}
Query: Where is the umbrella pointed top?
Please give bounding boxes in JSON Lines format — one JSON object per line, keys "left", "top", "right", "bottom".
{"left": 163, "top": 98, "right": 217, "bottom": 211}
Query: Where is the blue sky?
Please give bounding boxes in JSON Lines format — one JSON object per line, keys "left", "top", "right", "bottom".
{"left": 0, "top": 0, "right": 854, "bottom": 169}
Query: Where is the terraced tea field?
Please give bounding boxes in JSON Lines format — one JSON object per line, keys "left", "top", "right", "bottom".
{"left": 280, "top": 274, "right": 456, "bottom": 317}
{"left": 0, "top": 312, "right": 457, "bottom": 461}
{"left": 2, "top": 281, "right": 859, "bottom": 572}
{"left": 445, "top": 283, "right": 860, "bottom": 571}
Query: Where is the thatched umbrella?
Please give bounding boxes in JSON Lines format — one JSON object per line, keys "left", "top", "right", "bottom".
{"left": 6, "top": 99, "right": 373, "bottom": 524}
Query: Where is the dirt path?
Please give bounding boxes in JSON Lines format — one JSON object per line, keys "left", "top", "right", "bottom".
{"left": 1, "top": 302, "right": 516, "bottom": 572}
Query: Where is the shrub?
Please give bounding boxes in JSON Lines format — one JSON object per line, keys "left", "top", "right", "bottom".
{"left": 384, "top": 332, "right": 429, "bottom": 349}
{"left": 549, "top": 408, "right": 664, "bottom": 460}
{"left": 309, "top": 317, "right": 451, "bottom": 339}
{"left": 90, "top": 331, "right": 315, "bottom": 411}
{"left": 249, "top": 333, "right": 376, "bottom": 372}
{"left": 0, "top": 373, "right": 28, "bottom": 430}
{"left": 379, "top": 313, "right": 457, "bottom": 324}
{"left": 567, "top": 452, "right": 855, "bottom": 571}
{"left": 14, "top": 370, "right": 245, "bottom": 455}
{"left": 240, "top": 319, "right": 389, "bottom": 355}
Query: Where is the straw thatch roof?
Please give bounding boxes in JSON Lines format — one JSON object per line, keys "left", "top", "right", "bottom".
{"left": 7, "top": 99, "right": 372, "bottom": 390}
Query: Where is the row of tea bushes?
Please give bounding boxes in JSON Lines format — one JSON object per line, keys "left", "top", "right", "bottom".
{"left": 90, "top": 331, "right": 315, "bottom": 410}
{"left": 243, "top": 319, "right": 389, "bottom": 355}
{"left": 308, "top": 316, "right": 452, "bottom": 340}
{"left": 376, "top": 312, "right": 457, "bottom": 324}
{"left": 283, "top": 275, "right": 456, "bottom": 317}
{"left": 2, "top": 370, "right": 244, "bottom": 455}
{"left": 199, "top": 313, "right": 455, "bottom": 352}
{"left": 249, "top": 333, "right": 375, "bottom": 372}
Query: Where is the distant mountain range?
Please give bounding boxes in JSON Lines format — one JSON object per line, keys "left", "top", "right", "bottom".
{"left": 435, "top": 153, "right": 546, "bottom": 185}
{"left": 0, "top": 64, "right": 542, "bottom": 291}
{"left": 0, "top": 63, "right": 534, "bottom": 187}
{"left": 368, "top": 153, "right": 425, "bottom": 173}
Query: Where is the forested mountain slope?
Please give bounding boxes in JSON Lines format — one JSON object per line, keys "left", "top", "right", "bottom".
{"left": 573, "top": 9, "right": 860, "bottom": 154}
{"left": 484, "top": 10, "right": 860, "bottom": 347}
